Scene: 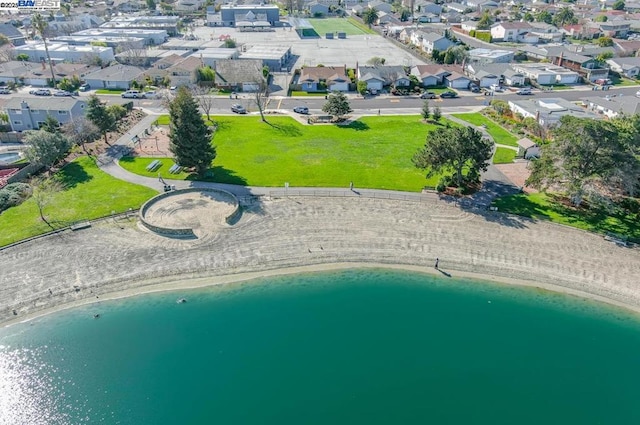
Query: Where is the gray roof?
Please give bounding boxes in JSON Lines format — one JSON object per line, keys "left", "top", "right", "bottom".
{"left": 83, "top": 65, "right": 145, "bottom": 81}
{"left": 0, "top": 23, "right": 24, "bottom": 41}
{"left": 582, "top": 95, "right": 640, "bottom": 116}
{"left": 214, "top": 59, "right": 264, "bottom": 85}
{"left": 358, "top": 65, "right": 408, "bottom": 84}
{"left": 5, "top": 97, "right": 86, "bottom": 111}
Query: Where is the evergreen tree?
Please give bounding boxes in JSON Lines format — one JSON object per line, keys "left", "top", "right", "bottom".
{"left": 168, "top": 87, "right": 216, "bottom": 176}
{"left": 322, "top": 92, "right": 352, "bottom": 119}
{"left": 421, "top": 100, "right": 431, "bottom": 121}
{"left": 432, "top": 106, "right": 442, "bottom": 123}
{"left": 362, "top": 7, "right": 379, "bottom": 27}
{"left": 40, "top": 115, "right": 60, "bottom": 133}
{"left": 24, "top": 130, "right": 71, "bottom": 170}
{"left": 85, "top": 95, "right": 116, "bottom": 144}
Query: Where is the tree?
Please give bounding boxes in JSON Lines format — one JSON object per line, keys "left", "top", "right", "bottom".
{"left": 362, "top": 7, "right": 379, "bottom": 28}
{"left": 553, "top": 7, "right": 577, "bottom": 27}
{"left": 252, "top": 79, "right": 270, "bottom": 123}
{"left": 527, "top": 116, "right": 640, "bottom": 206}
{"left": 40, "top": 115, "right": 60, "bottom": 133}
{"left": 357, "top": 80, "right": 368, "bottom": 96}
{"left": 523, "top": 12, "right": 534, "bottom": 22}
{"left": 476, "top": 11, "right": 493, "bottom": 30}
{"left": 413, "top": 126, "right": 492, "bottom": 187}
{"left": 30, "top": 176, "right": 64, "bottom": 231}
{"left": 62, "top": 117, "right": 100, "bottom": 155}
{"left": 595, "top": 51, "right": 613, "bottom": 63}
{"left": 444, "top": 45, "right": 469, "bottom": 65}
{"left": 223, "top": 38, "right": 236, "bottom": 48}
{"left": 168, "top": 86, "right": 216, "bottom": 176}
{"left": 431, "top": 49, "right": 444, "bottom": 64}
{"left": 32, "top": 14, "right": 57, "bottom": 89}
{"left": 191, "top": 85, "right": 215, "bottom": 122}
{"left": 367, "top": 56, "right": 386, "bottom": 66}
{"left": 432, "top": 106, "right": 442, "bottom": 123}
{"left": 535, "top": 10, "right": 553, "bottom": 24}
{"left": 597, "top": 36, "right": 614, "bottom": 47}
{"left": 85, "top": 95, "right": 116, "bottom": 144}
{"left": 16, "top": 53, "right": 29, "bottom": 61}
{"left": 23, "top": 130, "right": 71, "bottom": 170}
{"left": 322, "top": 91, "right": 352, "bottom": 119}
{"left": 595, "top": 15, "right": 608, "bottom": 22}
{"left": 0, "top": 34, "right": 9, "bottom": 47}
{"left": 146, "top": 0, "right": 156, "bottom": 9}
{"left": 612, "top": 0, "right": 625, "bottom": 10}
{"left": 421, "top": 100, "right": 431, "bottom": 121}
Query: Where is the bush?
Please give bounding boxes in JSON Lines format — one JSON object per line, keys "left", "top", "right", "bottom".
{"left": 0, "top": 182, "right": 31, "bottom": 213}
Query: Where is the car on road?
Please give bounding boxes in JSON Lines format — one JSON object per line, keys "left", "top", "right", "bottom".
{"left": 33, "top": 89, "right": 52, "bottom": 96}
{"left": 54, "top": 90, "right": 73, "bottom": 97}
{"left": 293, "top": 106, "right": 309, "bottom": 114}
{"left": 490, "top": 84, "right": 504, "bottom": 92}
{"left": 419, "top": 91, "right": 436, "bottom": 99}
{"left": 121, "top": 90, "right": 142, "bottom": 98}
{"left": 79, "top": 83, "right": 90, "bottom": 91}
{"left": 143, "top": 90, "right": 159, "bottom": 99}
{"left": 0, "top": 87, "right": 10, "bottom": 94}
{"left": 231, "top": 104, "right": 247, "bottom": 114}
{"left": 516, "top": 88, "right": 533, "bottom": 95}
{"left": 440, "top": 91, "right": 458, "bottom": 99}
{"left": 469, "top": 85, "right": 480, "bottom": 93}
{"left": 635, "top": 89, "right": 640, "bottom": 97}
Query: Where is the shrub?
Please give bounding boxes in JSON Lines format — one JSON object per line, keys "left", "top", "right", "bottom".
{"left": 0, "top": 182, "right": 31, "bottom": 213}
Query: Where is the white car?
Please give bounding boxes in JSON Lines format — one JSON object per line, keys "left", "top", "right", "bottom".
{"left": 490, "top": 84, "right": 504, "bottom": 92}
{"left": 635, "top": 89, "right": 640, "bottom": 97}
{"left": 121, "top": 90, "right": 142, "bottom": 98}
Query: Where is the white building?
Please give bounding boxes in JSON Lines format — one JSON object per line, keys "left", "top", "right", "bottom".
{"left": 508, "top": 98, "right": 600, "bottom": 126}
{"left": 512, "top": 63, "right": 580, "bottom": 85}
{"left": 14, "top": 42, "right": 114, "bottom": 64}
{"left": 72, "top": 28, "right": 168, "bottom": 46}
{"left": 468, "top": 49, "right": 514, "bottom": 64}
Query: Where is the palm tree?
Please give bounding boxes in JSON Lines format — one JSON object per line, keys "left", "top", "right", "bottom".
{"left": 362, "top": 7, "right": 379, "bottom": 28}
{"left": 32, "top": 13, "right": 57, "bottom": 88}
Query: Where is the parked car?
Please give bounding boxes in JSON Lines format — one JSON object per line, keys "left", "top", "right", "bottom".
{"left": 54, "top": 90, "right": 73, "bottom": 97}
{"left": 595, "top": 78, "right": 612, "bottom": 86}
{"left": 143, "top": 90, "right": 159, "bottom": 99}
{"left": 122, "top": 90, "right": 143, "bottom": 98}
{"left": 0, "top": 87, "right": 10, "bottom": 94}
{"left": 516, "top": 88, "right": 533, "bottom": 95}
{"left": 636, "top": 89, "right": 640, "bottom": 97}
{"left": 34, "top": 89, "right": 52, "bottom": 96}
{"left": 231, "top": 104, "right": 247, "bottom": 114}
{"left": 293, "top": 106, "right": 309, "bottom": 114}
{"left": 490, "top": 84, "right": 504, "bottom": 92}
{"left": 469, "top": 85, "right": 480, "bottom": 93}
{"left": 419, "top": 91, "right": 436, "bottom": 99}
{"left": 79, "top": 83, "right": 90, "bottom": 91}
{"left": 440, "top": 91, "right": 458, "bottom": 99}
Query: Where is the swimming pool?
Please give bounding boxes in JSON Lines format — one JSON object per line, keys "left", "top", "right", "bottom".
{"left": 0, "top": 152, "right": 21, "bottom": 164}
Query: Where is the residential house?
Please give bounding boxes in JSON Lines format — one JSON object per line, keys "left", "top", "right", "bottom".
{"left": 512, "top": 63, "right": 580, "bottom": 85}
{"left": 550, "top": 50, "right": 609, "bottom": 82}
{"left": 410, "top": 64, "right": 453, "bottom": 86}
{"left": 368, "top": 0, "right": 393, "bottom": 14}
{"left": 410, "top": 31, "right": 454, "bottom": 53}
{"left": 581, "top": 95, "right": 640, "bottom": 118}
{"left": 446, "top": 3, "right": 468, "bottom": 13}
{"left": 508, "top": 98, "right": 600, "bottom": 126}
{"left": 607, "top": 57, "right": 640, "bottom": 78}
{"left": 415, "top": 1, "right": 443, "bottom": 15}
{"left": 468, "top": 48, "right": 514, "bottom": 64}
{"left": 23, "top": 62, "right": 100, "bottom": 86}
{"left": 503, "top": 68, "right": 526, "bottom": 86}
{"left": 517, "top": 138, "right": 540, "bottom": 159}
{"left": 140, "top": 54, "right": 186, "bottom": 84}
{"left": 357, "top": 65, "right": 410, "bottom": 91}
{"left": 598, "top": 20, "right": 631, "bottom": 38}
{"left": 0, "top": 61, "right": 37, "bottom": 85}
{"left": 490, "top": 22, "right": 537, "bottom": 43}
{"left": 461, "top": 21, "right": 479, "bottom": 32}
{"left": 415, "top": 13, "right": 441, "bottom": 23}
{"left": 466, "top": 0, "right": 499, "bottom": 9}
{"left": 0, "top": 23, "right": 26, "bottom": 46}
{"left": 309, "top": 1, "right": 330, "bottom": 16}
{"left": 465, "top": 63, "right": 513, "bottom": 87}
{"left": 613, "top": 39, "right": 640, "bottom": 57}
{"left": 399, "top": 27, "right": 416, "bottom": 43}
{"left": 165, "top": 56, "right": 203, "bottom": 87}
{"left": 528, "top": 22, "right": 563, "bottom": 42}
{"left": 561, "top": 24, "right": 602, "bottom": 40}
{"left": 175, "top": 0, "right": 205, "bottom": 12}
{"left": 299, "top": 66, "right": 350, "bottom": 92}
{"left": 213, "top": 59, "right": 266, "bottom": 92}
{"left": 83, "top": 65, "right": 145, "bottom": 89}
{"left": 444, "top": 69, "right": 471, "bottom": 89}
{"left": 5, "top": 98, "right": 87, "bottom": 132}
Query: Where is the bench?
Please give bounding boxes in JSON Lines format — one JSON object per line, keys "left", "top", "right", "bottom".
{"left": 146, "top": 159, "right": 161, "bottom": 171}
{"left": 169, "top": 163, "right": 182, "bottom": 174}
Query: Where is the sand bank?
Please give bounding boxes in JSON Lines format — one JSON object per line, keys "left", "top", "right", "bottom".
{"left": 1, "top": 196, "right": 638, "bottom": 327}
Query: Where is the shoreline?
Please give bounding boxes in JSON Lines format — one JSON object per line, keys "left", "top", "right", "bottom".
{"left": 1, "top": 196, "right": 638, "bottom": 328}
{"left": 3, "top": 261, "right": 640, "bottom": 329}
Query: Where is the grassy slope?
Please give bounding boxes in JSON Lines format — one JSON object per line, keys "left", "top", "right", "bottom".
{"left": 0, "top": 156, "right": 157, "bottom": 247}
{"left": 493, "top": 147, "right": 516, "bottom": 164}
{"left": 452, "top": 113, "right": 519, "bottom": 147}
{"left": 122, "top": 115, "right": 441, "bottom": 191}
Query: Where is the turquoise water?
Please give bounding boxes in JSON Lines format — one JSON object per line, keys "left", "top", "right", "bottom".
{"left": 1, "top": 269, "right": 640, "bottom": 425}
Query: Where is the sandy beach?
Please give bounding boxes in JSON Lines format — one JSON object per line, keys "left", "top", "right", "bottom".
{"left": 1, "top": 195, "right": 639, "bottom": 326}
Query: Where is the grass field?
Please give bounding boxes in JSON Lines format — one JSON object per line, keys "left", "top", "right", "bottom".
{"left": 0, "top": 156, "right": 157, "bottom": 247}
{"left": 493, "top": 192, "right": 640, "bottom": 242}
{"left": 452, "top": 113, "right": 519, "bottom": 147}
{"left": 493, "top": 147, "right": 517, "bottom": 164}
{"left": 290, "top": 91, "right": 328, "bottom": 97}
{"left": 308, "top": 18, "right": 374, "bottom": 36}
{"left": 121, "top": 115, "right": 443, "bottom": 191}
{"left": 96, "top": 89, "right": 125, "bottom": 94}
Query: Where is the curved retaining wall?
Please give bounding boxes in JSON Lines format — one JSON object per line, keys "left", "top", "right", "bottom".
{"left": 139, "top": 188, "right": 240, "bottom": 237}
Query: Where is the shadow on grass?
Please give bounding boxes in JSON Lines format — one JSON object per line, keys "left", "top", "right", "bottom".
{"left": 270, "top": 122, "right": 302, "bottom": 137}
{"left": 57, "top": 161, "right": 93, "bottom": 189}
{"left": 341, "top": 120, "right": 370, "bottom": 131}
{"left": 186, "top": 165, "right": 248, "bottom": 186}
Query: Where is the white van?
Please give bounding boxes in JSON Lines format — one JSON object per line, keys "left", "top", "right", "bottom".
{"left": 121, "top": 90, "right": 142, "bottom": 98}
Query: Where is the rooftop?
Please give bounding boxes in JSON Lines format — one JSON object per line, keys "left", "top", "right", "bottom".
{"left": 5, "top": 97, "right": 86, "bottom": 111}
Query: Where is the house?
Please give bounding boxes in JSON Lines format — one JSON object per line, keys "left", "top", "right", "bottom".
{"left": 444, "top": 70, "right": 471, "bottom": 89}
{"left": 466, "top": 0, "right": 499, "bottom": 9}
{"left": 468, "top": 48, "right": 514, "bottom": 64}
{"left": 503, "top": 68, "right": 526, "bottom": 86}
{"left": 357, "top": 65, "right": 410, "bottom": 91}
{"left": 5, "top": 98, "right": 87, "bottom": 132}
{"left": 517, "top": 138, "right": 540, "bottom": 159}
{"left": 606, "top": 57, "right": 640, "bottom": 78}
{"left": 0, "top": 23, "right": 26, "bottom": 46}
{"left": 461, "top": 21, "right": 479, "bottom": 32}
{"left": 416, "top": 1, "right": 443, "bottom": 15}
{"left": 83, "top": 65, "right": 145, "bottom": 89}
{"left": 368, "top": 0, "right": 393, "bottom": 14}
{"left": 165, "top": 56, "right": 203, "bottom": 87}
{"left": 410, "top": 31, "right": 454, "bottom": 53}
{"left": 466, "top": 63, "right": 513, "bottom": 87}
{"left": 13, "top": 42, "right": 115, "bottom": 64}
{"left": 446, "top": 3, "right": 468, "bottom": 13}
{"left": 398, "top": 27, "right": 416, "bottom": 43}
{"left": 240, "top": 45, "right": 292, "bottom": 72}
{"left": 581, "top": 95, "right": 640, "bottom": 118}
{"left": 508, "top": 98, "right": 601, "bottom": 126}
{"left": 528, "top": 22, "right": 563, "bottom": 42}
{"left": 213, "top": 59, "right": 266, "bottom": 92}
{"left": 490, "top": 22, "right": 534, "bottom": 42}
{"left": 410, "top": 64, "right": 452, "bottom": 86}
{"left": 512, "top": 63, "right": 580, "bottom": 85}
{"left": 598, "top": 20, "right": 630, "bottom": 38}
{"left": 550, "top": 51, "right": 609, "bottom": 82}
{"left": 190, "top": 48, "right": 239, "bottom": 68}
{"left": 613, "top": 39, "right": 640, "bottom": 57}
{"left": 299, "top": 66, "right": 350, "bottom": 92}
{"left": 561, "top": 24, "right": 602, "bottom": 40}
{"left": 309, "top": 1, "right": 330, "bottom": 16}
{"left": 23, "top": 62, "right": 100, "bottom": 86}
{"left": 415, "top": 13, "right": 441, "bottom": 23}
{"left": 0, "top": 61, "right": 38, "bottom": 85}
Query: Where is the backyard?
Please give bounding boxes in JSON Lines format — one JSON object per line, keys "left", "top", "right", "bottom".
{"left": 308, "top": 18, "right": 375, "bottom": 36}
{"left": 0, "top": 156, "right": 157, "bottom": 247}
{"left": 122, "top": 115, "right": 442, "bottom": 191}
{"left": 493, "top": 147, "right": 517, "bottom": 164}
{"left": 452, "top": 113, "right": 519, "bottom": 147}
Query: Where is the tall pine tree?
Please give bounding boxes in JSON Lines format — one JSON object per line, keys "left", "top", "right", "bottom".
{"left": 86, "top": 95, "right": 116, "bottom": 144}
{"left": 168, "top": 86, "right": 216, "bottom": 176}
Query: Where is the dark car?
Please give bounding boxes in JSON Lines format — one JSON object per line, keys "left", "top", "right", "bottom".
{"left": 231, "top": 104, "right": 247, "bottom": 114}
{"left": 469, "top": 85, "right": 480, "bottom": 93}
{"left": 440, "top": 91, "right": 458, "bottom": 99}
{"left": 419, "top": 91, "right": 436, "bottom": 99}
{"left": 34, "top": 89, "right": 52, "bottom": 96}
{"left": 293, "top": 106, "right": 309, "bottom": 114}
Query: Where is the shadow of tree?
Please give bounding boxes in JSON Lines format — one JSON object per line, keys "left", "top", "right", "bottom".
{"left": 56, "top": 161, "right": 92, "bottom": 189}
{"left": 186, "top": 165, "right": 248, "bottom": 186}
{"left": 341, "top": 120, "right": 370, "bottom": 131}
{"left": 270, "top": 122, "right": 302, "bottom": 137}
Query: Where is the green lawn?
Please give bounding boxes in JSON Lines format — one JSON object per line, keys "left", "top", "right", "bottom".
{"left": 96, "top": 89, "right": 125, "bottom": 94}
{"left": 122, "top": 115, "right": 443, "bottom": 191}
{"left": 308, "top": 18, "right": 375, "bottom": 36}
{"left": 539, "top": 84, "right": 573, "bottom": 91}
{"left": 610, "top": 75, "right": 638, "bottom": 87}
{"left": 493, "top": 192, "right": 640, "bottom": 242}
{"left": 493, "top": 147, "right": 517, "bottom": 164}
{"left": 0, "top": 156, "right": 157, "bottom": 247}
{"left": 452, "top": 113, "right": 519, "bottom": 147}
{"left": 290, "top": 91, "right": 329, "bottom": 96}
{"left": 424, "top": 86, "right": 456, "bottom": 95}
